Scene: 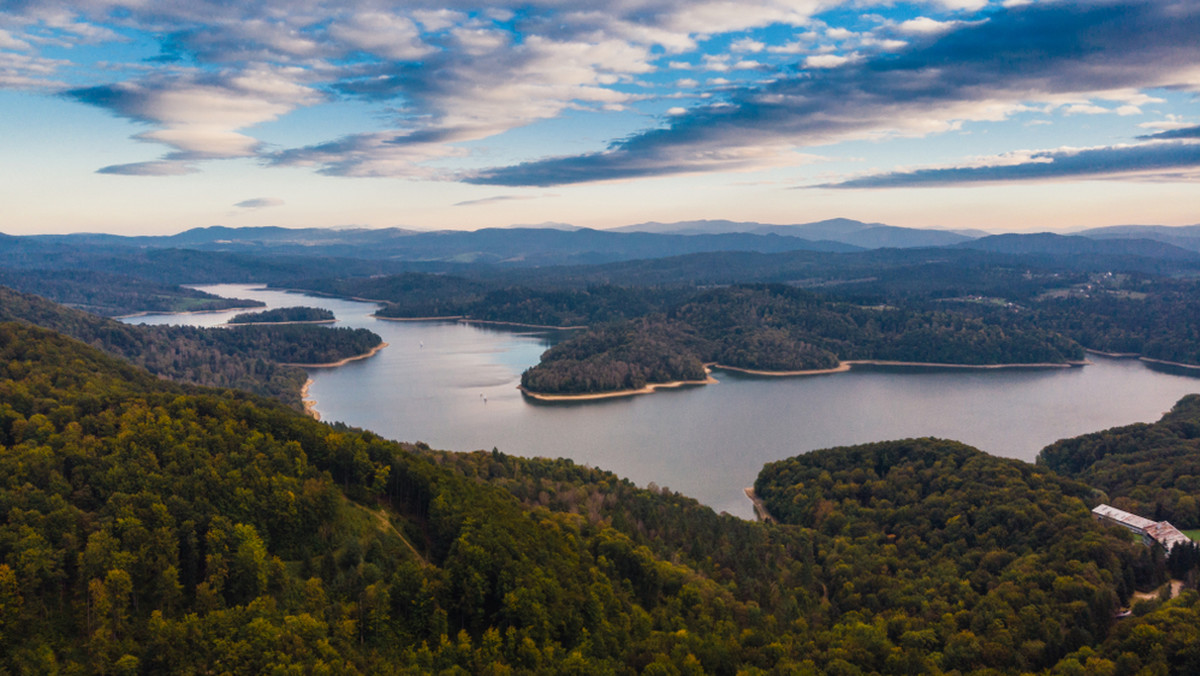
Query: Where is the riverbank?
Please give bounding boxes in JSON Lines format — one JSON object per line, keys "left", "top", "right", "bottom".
{"left": 842, "top": 359, "right": 1088, "bottom": 370}
{"left": 1086, "top": 348, "right": 1142, "bottom": 359}
{"left": 519, "top": 373, "right": 718, "bottom": 401}
{"left": 114, "top": 304, "right": 264, "bottom": 319}
{"left": 1140, "top": 356, "right": 1200, "bottom": 371}
{"left": 226, "top": 319, "right": 338, "bottom": 327}
{"left": 301, "top": 378, "right": 320, "bottom": 421}
{"left": 713, "top": 363, "right": 852, "bottom": 377}
{"left": 281, "top": 341, "right": 389, "bottom": 368}
{"left": 744, "top": 487, "right": 776, "bottom": 523}
{"left": 374, "top": 314, "right": 584, "bottom": 331}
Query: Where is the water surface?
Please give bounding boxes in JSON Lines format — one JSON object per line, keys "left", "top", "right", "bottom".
{"left": 129, "top": 284, "right": 1200, "bottom": 518}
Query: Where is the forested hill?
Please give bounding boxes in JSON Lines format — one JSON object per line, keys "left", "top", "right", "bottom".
{"left": 1039, "top": 395, "right": 1200, "bottom": 529}
{"left": 0, "top": 287, "right": 381, "bottom": 407}
{"left": 753, "top": 438, "right": 1161, "bottom": 673}
{"left": 0, "top": 268, "right": 262, "bottom": 317}
{"left": 3, "top": 321, "right": 1200, "bottom": 672}
{"left": 521, "top": 284, "right": 1083, "bottom": 395}
{"left": 228, "top": 306, "right": 335, "bottom": 324}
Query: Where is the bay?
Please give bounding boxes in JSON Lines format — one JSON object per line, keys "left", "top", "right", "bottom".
{"left": 128, "top": 284, "right": 1200, "bottom": 519}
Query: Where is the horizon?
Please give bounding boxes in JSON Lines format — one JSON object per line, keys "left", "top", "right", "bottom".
{"left": 3, "top": 1, "right": 1199, "bottom": 235}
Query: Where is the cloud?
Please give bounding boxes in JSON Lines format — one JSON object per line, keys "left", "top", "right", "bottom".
{"left": 234, "top": 197, "right": 285, "bottom": 209}
{"left": 453, "top": 194, "right": 538, "bottom": 207}
{"left": 1140, "top": 125, "right": 1200, "bottom": 141}
{"left": 6, "top": 0, "right": 839, "bottom": 178}
{"left": 96, "top": 160, "right": 199, "bottom": 176}
{"left": 468, "top": 1, "right": 1200, "bottom": 187}
{"left": 67, "top": 68, "right": 322, "bottom": 161}
{"left": 816, "top": 141, "right": 1200, "bottom": 188}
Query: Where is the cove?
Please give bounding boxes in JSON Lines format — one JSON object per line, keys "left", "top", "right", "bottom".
{"left": 128, "top": 284, "right": 1200, "bottom": 519}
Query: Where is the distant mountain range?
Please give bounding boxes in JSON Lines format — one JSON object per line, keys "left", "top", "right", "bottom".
{"left": 1074, "top": 224, "right": 1200, "bottom": 252}
{"left": 610, "top": 218, "right": 983, "bottom": 249}
{"left": 5, "top": 221, "right": 1200, "bottom": 278}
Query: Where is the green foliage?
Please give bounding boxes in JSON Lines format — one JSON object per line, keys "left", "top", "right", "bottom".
{"left": 1039, "top": 395, "right": 1200, "bottom": 528}
{"left": 1, "top": 319, "right": 1194, "bottom": 674}
{"left": 0, "top": 268, "right": 264, "bottom": 316}
{"left": 523, "top": 284, "right": 1082, "bottom": 395}
{"left": 228, "top": 306, "right": 336, "bottom": 324}
{"left": 0, "top": 286, "right": 379, "bottom": 406}
{"left": 755, "top": 437, "right": 1145, "bottom": 672}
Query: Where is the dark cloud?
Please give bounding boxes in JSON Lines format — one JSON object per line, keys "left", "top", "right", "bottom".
{"left": 469, "top": 1, "right": 1200, "bottom": 186}
{"left": 816, "top": 142, "right": 1200, "bottom": 189}
{"left": 1139, "top": 125, "right": 1200, "bottom": 140}
{"left": 96, "top": 161, "right": 198, "bottom": 176}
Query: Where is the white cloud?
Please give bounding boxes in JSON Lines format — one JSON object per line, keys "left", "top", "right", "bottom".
{"left": 897, "top": 17, "right": 963, "bottom": 35}
{"left": 328, "top": 13, "right": 432, "bottom": 61}
{"left": 731, "top": 38, "right": 765, "bottom": 53}
{"left": 804, "top": 54, "right": 851, "bottom": 69}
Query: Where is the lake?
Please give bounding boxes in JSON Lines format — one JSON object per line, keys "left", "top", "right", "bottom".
{"left": 128, "top": 284, "right": 1200, "bottom": 518}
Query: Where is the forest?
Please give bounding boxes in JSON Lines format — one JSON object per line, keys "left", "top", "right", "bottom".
{"left": 228, "top": 306, "right": 336, "bottom": 324}
{"left": 522, "top": 285, "right": 1084, "bottom": 395}
{"left": 2, "top": 321, "right": 1200, "bottom": 673}
{"left": 1039, "top": 394, "right": 1200, "bottom": 530}
{"left": 0, "top": 269, "right": 262, "bottom": 317}
{"left": 0, "top": 287, "right": 381, "bottom": 408}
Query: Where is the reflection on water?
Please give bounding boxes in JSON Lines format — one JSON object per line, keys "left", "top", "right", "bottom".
{"left": 126, "top": 284, "right": 1200, "bottom": 519}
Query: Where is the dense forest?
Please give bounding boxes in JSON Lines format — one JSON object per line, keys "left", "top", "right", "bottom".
{"left": 0, "top": 269, "right": 262, "bottom": 317}
{"left": 228, "top": 306, "right": 336, "bottom": 324}
{"left": 0, "top": 287, "right": 381, "bottom": 407}
{"left": 522, "top": 285, "right": 1084, "bottom": 395}
{"left": 1039, "top": 395, "right": 1200, "bottom": 530}
{"left": 3, "top": 322, "right": 1199, "bottom": 673}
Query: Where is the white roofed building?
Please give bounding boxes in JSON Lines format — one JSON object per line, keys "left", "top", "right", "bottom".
{"left": 1092, "top": 504, "right": 1193, "bottom": 553}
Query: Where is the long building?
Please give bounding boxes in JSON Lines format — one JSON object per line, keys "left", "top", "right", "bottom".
{"left": 1092, "top": 504, "right": 1192, "bottom": 552}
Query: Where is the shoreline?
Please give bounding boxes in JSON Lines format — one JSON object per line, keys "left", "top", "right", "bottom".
{"left": 300, "top": 379, "right": 320, "bottom": 421}
{"left": 744, "top": 487, "right": 776, "bottom": 524}
{"left": 114, "top": 304, "right": 265, "bottom": 319}
{"left": 841, "top": 358, "right": 1087, "bottom": 370}
{"left": 1140, "top": 356, "right": 1200, "bottom": 371}
{"left": 1086, "top": 348, "right": 1142, "bottom": 359}
{"left": 519, "top": 373, "right": 718, "bottom": 401}
{"left": 374, "top": 314, "right": 466, "bottom": 322}
{"left": 713, "top": 363, "right": 851, "bottom": 377}
{"left": 281, "top": 341, "right": 389, "bottom": 368}
{"left": 374, "top": 314, "right": 584, "bottom": 331}
{"left": 522, "top": 358, "right": 1088, "bottom": 400}
{"left": 226, "top": 319, "right": 338, "bottom": 327}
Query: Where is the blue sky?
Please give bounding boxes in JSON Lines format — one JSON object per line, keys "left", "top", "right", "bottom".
{"left": 1, "top": 0, "right": 1198, "bottom": 234}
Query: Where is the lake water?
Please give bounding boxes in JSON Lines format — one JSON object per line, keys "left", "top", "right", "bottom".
{"left": 128, "top": 284, "right": 1200, "bottom": 518}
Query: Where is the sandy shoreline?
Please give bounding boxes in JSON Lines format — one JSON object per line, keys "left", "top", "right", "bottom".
{"left": 744, "top": 487, "right": 776, "bottom": 523}
{"left": 281, "top": 341, "right": 389, "bottom": 368}
{"left": 841, "top": 359, "right": 1087, "bottom": 370}
{"left": 713, "top": 363, "right": 851, "bottom": 377}
{"left": 519, "top": 374, "right": 718, "bottom": 401}
{"left": 300, "top": 379, "right": 321, "bottom": 421}
{"left": 374, "top": 314, "right": 466, "bottom": 322}
{"left": 522, "top": 358, "right": 1087, "bottom": 401}
{"left": 374, "top": 314, "right": 584, "bottom": 331}
{"left": 226, "top": 319, "right": 337, "bottom": 327}
{"left": 114, "top": 304, "right": 264, "bottom": 319}
{"left": 1085, "top": 348, "right": 1142, "bottom": 359}
{"left": 1140, "top": 356, "right": 1200, "bottom": 371}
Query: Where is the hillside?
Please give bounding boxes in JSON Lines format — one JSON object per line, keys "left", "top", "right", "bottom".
{"left": 1039, "top": 395, "right": 1200, "bottom": 528}
{"left": 0, "top": 287, "right": 380, "bottom": 407}
{"left": 2, "top": 321, "right": 1200, "bottom": 672}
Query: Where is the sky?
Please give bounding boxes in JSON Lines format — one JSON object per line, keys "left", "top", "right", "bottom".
{"left": 1, "top": 0, "right": 1198, "bottom": 235}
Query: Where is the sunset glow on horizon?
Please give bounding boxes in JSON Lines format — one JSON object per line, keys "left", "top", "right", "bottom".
{"left": 2, "top": 0, "right": 1198, "bottom": 235}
